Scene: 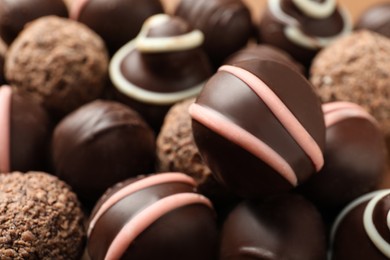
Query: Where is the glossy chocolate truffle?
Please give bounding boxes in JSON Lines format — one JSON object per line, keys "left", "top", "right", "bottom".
{"left": 110, "top": 14, "right": 213, "bottom": 131}
{"left": 0, "top": 86, "right": 50, "bottom": 173}
{"left": 220, "top": 194, "right": 327, "bottom": 260}
{"left": 299, "top": 102, "right": 387, "bottom": 217}
{"left": 258, "top": 0, "right": 352, "bottom": 66}
{"left": 175, "top": 0, "right": 253, "bottom": 68}
{"left": 356, "top": 3, "right": 390, "bottom": 38}
{"left": 190, "top": 59, "right": 325, "bottom": 198}
{"left": 0, "top": 0, "right": 68, "bottom": 45}
{"left": 87, "top": 172, "right": 218, "bottom": 260}
{"left": 0, "top": 172, "right": 85, "bottom": 259}
{"left": 52, "top": 100, "right": 155, "bottom": 206}
{"left": 5, "top": 16, "right": 108, "bottom": 117}
{"left": 70, "top": 0, "right": 163, "bottom": 54}
{"left": 330, "top": 190, "right": 390, "bottom": 259}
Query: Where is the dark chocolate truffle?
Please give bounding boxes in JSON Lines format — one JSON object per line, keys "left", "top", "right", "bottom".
{"left": 258, "top": 0, "right": 352, "bottom": 66}
{"left": 220, "top": 194, "right": 327, "bottom": 260}
{"left": 110, "top": 14, "right": 213, "bottom": 131}
{"left": 5, "top": 16, "right": 109, "bottom": 117}
{"left": 190, "top": 59, "right": 325, "bottom": 198}
{"left": 0, "top": 85, "right": 51, "bottom": 173}
{"left": 330, "top": 189, "right": 390, "bottom": 259}
{"left": 174, "top": 0, "right": 253, "bottom": 68}
{"left": 87, "top": 172, "right": 218, "bottom": 260}
{"left": 356, "top": 3, "right": 390, "bottom": 38}
{"left": 0, "top": 171, "right": 85, "bottom": 259}
{"left": 0, "top": 0, "right": 68, "bottom": 45}
{"left": 52, "top": 100, "right": 156, "bottom": 206}
{"left": 70, "top": 0, "right": 163, "bottom": 54}
{"left": 299, "top": 102, "right": 387, "bottom": 217}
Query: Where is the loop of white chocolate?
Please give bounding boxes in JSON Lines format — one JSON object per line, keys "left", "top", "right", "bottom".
{"left": 292, "top": 0, "right": 336, "bottom": 19}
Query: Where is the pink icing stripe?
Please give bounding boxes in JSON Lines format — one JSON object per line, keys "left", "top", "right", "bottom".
{"left": 0, "top": 86, "right": 11, "bottom": 173}
{"left": 189, "top": 103, "right": 297, "bottom": 186}
{"left": 322, "top": 101, "right": 378, "bottom": 127}
{"left": 88, "top": 172, "right": 196, "bottom": 236}
{"left": 219, "top": 65, "right": 324, "bottom": 172}
{"left": 69, "top": 0, "right": 90, "bottom": 20}
{"left": 104, "top": 193, "right": 212, "bottom": 260}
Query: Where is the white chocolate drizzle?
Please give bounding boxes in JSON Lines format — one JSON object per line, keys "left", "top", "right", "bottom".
{"left": 292, "top": 0, "right": 336, "bottom": 19}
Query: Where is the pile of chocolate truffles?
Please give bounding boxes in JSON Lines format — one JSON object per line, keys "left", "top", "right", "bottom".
{"left": 0, "top": 0, "right": 390, "bottom": 259}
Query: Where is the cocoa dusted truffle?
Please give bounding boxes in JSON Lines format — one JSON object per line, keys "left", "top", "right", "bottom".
{"left": 175, "top": 0, "right": 253, "bottom": 68}
{"left": 87, "top": 173, "right": 218, "bottom": 260}
{"left": 0, "top": 172, "right": 85, "bottom": 259}
{"left": 258, "top": 0, "right": 352, "bottom": 66}
{"left": 69, "top": 0, "right": 163, "bottom": 54}
{"left": 5, "top": 16, "right": 109, "bottom": 117}
{"left": 110, "top": 14, "right": 213, "bottom": 131}
{"left": 0, "top": 85, "right": 51, "bottom": 173}
{"left": 220, "top": 194, "right": 327, "bottom": 260}
{"left": 356, "top": 3, "right": 390, "bottom": 38}
{"left": 0, "top": 0, "right": 68, "bottom": 45}
{"left": 52, "top": 100, "right": 156, "bottom": 206}
{"left": 190, "top": 59, "right": 325, "bottom": 198}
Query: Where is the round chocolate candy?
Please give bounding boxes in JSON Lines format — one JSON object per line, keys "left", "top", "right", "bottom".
{"left": 52, "top": 100, "right": 156, "bottom": 206}
{"left": 330, "top": 189, "right": 390, "bottom": 259}
{"left": 189, "top": 59, "right": 325, "bottom": 198}
{"left": 220, "top": 194, "right": 327, "bottom": 260}
{"left": 0, "top": 85, "right": 51, "bottom": 173}
{"left": 70, "top": 0, "right": 163, "bottom": 54}
{"left": 110, "top": 14, "right": 213, "bottom": 132}
{"left": 356, "top": 3, "right": 390, "bottom": 38}
{"left": 87, "top": 172, "right": 218, "bottom": 260}
{"left": 258, "top": 0, "right": 352, "bottom": 67}
{"left": 174, "top": 0, "right": 253, "bottom": 68}
{"left": 299, "top": 102, "right": 387, "bottom": 218}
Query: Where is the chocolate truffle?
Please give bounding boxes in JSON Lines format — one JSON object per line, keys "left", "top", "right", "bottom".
{"left": 5, "top": 16, "right": 108, "bottom": 117}
{"left": 110, "top": 14, "right": 213, "bottom": 131}
{"left": 190, "top": 59, "right": 325, "bottom": 198}
{"left": 220, "top": 194, "right": 327, "bottom": 260}
{"left": 52, "top": 100, "right": 156, "bottom": 206}
{"left": 310, "top": 30, "right": 390, "bottom": 155}
{"left": 258, "top": 0, "right": 352, "bottom": 66}
{"left": 356, "top": 3, "right": 390, "bottom": 38}
{"left": 69, "top": 0, "right": 163, "bottom": 54}
{"left": 0, "top": 172, "right": 85, "bottom": 259}
{"left": 87, "top": 172, "right": 218, "bottom": 260}
{"left": 174, "top": 0, "right": 253, "bottom": 68}
{"left": 0, "top": 85, "right": 51, "bottom": 173}
{"left": 0, "top": 0, "right": 68, "bottom": 45}
{"left": 299, "top": 102, "right": 387, "bottom": 217}
{"left": 330, "top": 189, "right": 390, "bottom": 259}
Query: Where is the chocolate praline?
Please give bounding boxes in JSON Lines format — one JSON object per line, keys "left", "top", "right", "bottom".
{"left": 356, "top": 3, "right": 390, "bottom": 38}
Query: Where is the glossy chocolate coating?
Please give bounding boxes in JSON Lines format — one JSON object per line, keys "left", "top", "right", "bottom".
{"left": 73, "top": 0, "right": 163, "bottom": 54}
{"left": 0, "top": 0, "right": 68, "bottom": 44}
{"left": 356, "top": 3, "right": 390, "bottom": 38}
{"left": 220, "top": 194, "right": 327, "bottom": 260}
{"left": 52, "top": 100, "right": 156, "bottom": 206}
{"left": 191, "top": 59, "right": 325, "bottom": 198}
{"left": 175, "top": 0, "right": 253, "bottom": 68}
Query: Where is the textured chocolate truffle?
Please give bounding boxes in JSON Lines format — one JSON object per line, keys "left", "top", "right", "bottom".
{"left": 87, "top": 173, "right": 218, "bottom": 260}
{"left": 190, "top": 59, "right": 325, "bottom": 198}
{"left": 0, "top": 172, "right": 85, "bottom": 259}
{"left": 175, "top": 0, "right": 253, "bottom": 68}
{"left": 70, "top": 0, "right": 163, "bottom": 54}
{"left": 52, "top": 100, "right": 156, "bottom": 206}
{"left": 0, "top": 86, "right": 51, "bottom": 173}
{"left": 258, "top": 0, "right": 352, "bottom": 67}
{"left": 299, "top": 102, "right": 387, "bottom": 217}
{"left": 356, "top": 3, "right": 390, "bottom": 38}
{"left": 220, "top": 194, "right": 327, "bottom": 260}
{"left": 5, "top": 16, "right": 109, "bottom": 117}
{"left": 0, "top": 0, "right": 68, "bottom": 45}
{"left": 310, "top": 30, "right": 390, "bottom": 155}
{"left": 110, "top": 14, "right": 212, "bottom": 131}
{"left": 330, "top": 190, "right": 390, "bottom": 259}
